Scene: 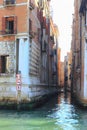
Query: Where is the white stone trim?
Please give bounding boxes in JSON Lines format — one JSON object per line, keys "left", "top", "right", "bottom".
{"left": 16, "top": 33, "right": 29, "bottom": 38}
{"left": 16, "top": 3, "right": 27, "bottom": 7}
{"left": 0, "top": 2, "right": 27, "bottom": 9}
{"left": 0, "top": 33, "right": 29, "bottom": 38}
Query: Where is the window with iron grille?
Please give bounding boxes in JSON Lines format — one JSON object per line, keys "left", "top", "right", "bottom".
{"left": 2, "top": 16, "right": 17, "bottom": 35}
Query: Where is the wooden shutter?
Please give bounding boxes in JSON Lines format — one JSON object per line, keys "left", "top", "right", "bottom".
{"left": 2, "top": 17, "right": 6, "bottom": 35}
{"left": 14, "top": 16, "right": 17, "bottom": 34}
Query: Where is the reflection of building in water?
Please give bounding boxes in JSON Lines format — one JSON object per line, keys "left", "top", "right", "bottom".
{"left": 64, "top": 52, "right": 72, "bottom": 92}
{"left": 57, "top": 48, "right": 61, "bottom": 87}
{"left": 71, "top": 0, "right": 87, "bottom": 106}
{"left": 64, "top": 92, "right": 71, "bottom": 104}
{"left": 57, "top": 93, "right": 64, "bottom": 104}
{"left": 60, "top": 62, "right": 64, "bottom": 88}
{"left": 57, "top": 93, "right": 71, "bottom": 104}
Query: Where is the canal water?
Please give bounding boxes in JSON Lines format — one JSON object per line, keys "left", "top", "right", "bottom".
{"left": 0, "top": 92, "right": 87, "bottom": 130}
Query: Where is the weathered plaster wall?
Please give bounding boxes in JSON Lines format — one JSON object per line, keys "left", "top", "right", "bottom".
{"left": 0, "top": 41, "right": 15, "bottom": 74}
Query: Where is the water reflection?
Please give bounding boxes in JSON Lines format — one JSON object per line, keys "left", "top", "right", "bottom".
{"left": 0, "top": 92, "right": 87, "bottom": 130}
{"left": 48, "top": 93, "right": 79, "bottom": 130}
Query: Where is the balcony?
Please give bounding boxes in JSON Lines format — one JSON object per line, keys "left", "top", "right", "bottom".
{"left": 29, "top": 2, "right": 35, "bottom": 10}
{"left": 4, "top": 0, "right": 15, "bottom": 6}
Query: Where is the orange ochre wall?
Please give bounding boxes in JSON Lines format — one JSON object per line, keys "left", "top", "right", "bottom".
{"left": 0, "top": 1, "right": 28, "bottom": 41}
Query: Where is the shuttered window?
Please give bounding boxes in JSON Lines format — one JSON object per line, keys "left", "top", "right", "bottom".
{"left": 2, "top": 16, "right": 17, "bottom": 35}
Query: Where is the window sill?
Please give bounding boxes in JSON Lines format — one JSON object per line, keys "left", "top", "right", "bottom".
{"left": 4, "top": 4, "right": 16, "bottom": 7}
{"left": 0, "top": 73, "right": 13, "bottom": 77}
{"left": 1, "top": 33, "right": 17, "bottom": 36}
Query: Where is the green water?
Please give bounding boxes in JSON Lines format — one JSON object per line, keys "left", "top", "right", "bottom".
{"left": 0, "top": 92, "right": 87, "bottom": 130}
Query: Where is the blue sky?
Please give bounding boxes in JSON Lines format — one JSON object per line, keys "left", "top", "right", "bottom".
{"left": 51, "top": 0, "right": 74, "bottom": 61}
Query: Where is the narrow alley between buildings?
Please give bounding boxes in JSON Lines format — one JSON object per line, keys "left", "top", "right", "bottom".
{"left": 0, "top": 0, "right": 87, "bottom": 130}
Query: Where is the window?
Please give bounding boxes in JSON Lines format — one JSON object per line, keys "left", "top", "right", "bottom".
{"left": 29, "top": 19, "right": 34, "bottom": 38}
{"left": 0, "top": 56, "right": 9, "bottom": 73}
{"left": 2, "top": 16, "right": 17, "bottom": 35}
{"left": 86, "top": 9, "right": 87, "bottom": 26}
{"left": 54, "top": 49, "right": 57, "bottom": 55}
{"left": 4, "top": 0, "right": 15, "bottom": 5}
{"left": 6, "top": 18, "right": 14, "bottom": 34}
{"left": 29, "top": 19, "right": 32, "bottom": 31}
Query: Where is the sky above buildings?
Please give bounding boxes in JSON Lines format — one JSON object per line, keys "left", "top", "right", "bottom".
{"left": 51, "top": 0, "right": 74, "bottom": 61}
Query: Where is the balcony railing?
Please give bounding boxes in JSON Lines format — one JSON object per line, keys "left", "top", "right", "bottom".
{"left": 4, "top": 0, "right": 15, "bottom": 6}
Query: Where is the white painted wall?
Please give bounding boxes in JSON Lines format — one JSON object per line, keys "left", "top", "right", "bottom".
{"left": 19, "top": 38, "right": 29, "bottom": 77}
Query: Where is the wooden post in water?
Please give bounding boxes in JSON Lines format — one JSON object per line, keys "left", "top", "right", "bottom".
{"left": 16, "top": 72, "right": 22, "bottom": 110}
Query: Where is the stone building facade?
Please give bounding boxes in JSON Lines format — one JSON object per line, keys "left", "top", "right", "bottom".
{"left": 60, "top": 62, "right": 64, "bottom": 88}
{"left": 71, "top": 0, "right": 87, "bottom": 106}
{"left": 0, "top": 0, "right": 59, "bottom": 108}
{"left": 57, "top": 47, "right": 61, "bottom": 86}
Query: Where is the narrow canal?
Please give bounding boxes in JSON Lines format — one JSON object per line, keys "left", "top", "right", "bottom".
{"left": 0, "top": 92, "right": 87, "bottom": 130}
